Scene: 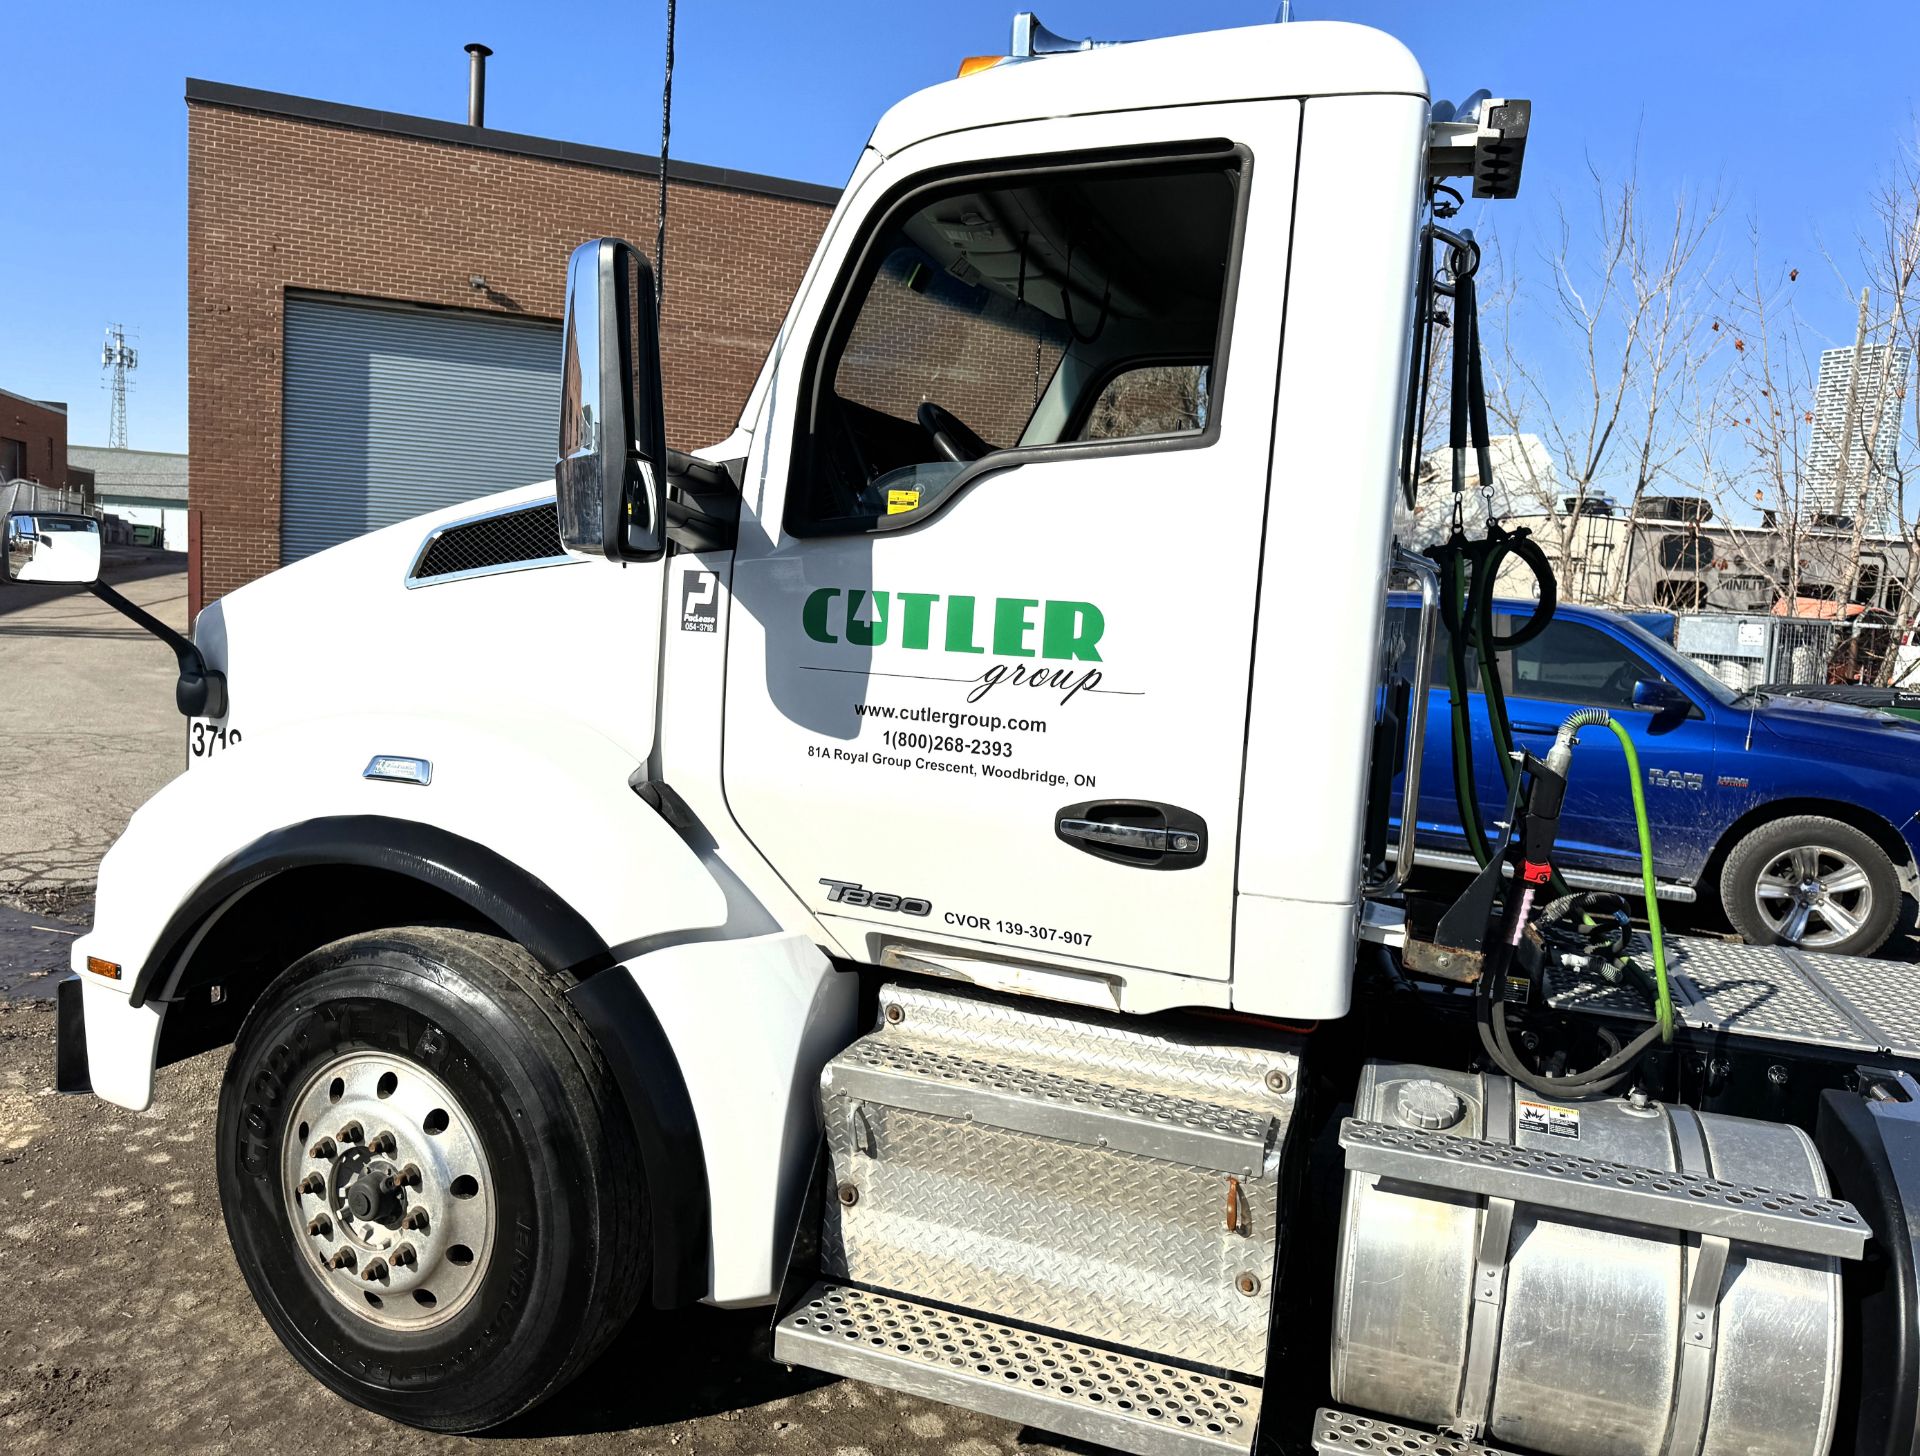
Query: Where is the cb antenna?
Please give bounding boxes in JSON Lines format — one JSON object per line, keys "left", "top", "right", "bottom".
{"left": 102, "top": 323, "right": 138, "bottom": 449}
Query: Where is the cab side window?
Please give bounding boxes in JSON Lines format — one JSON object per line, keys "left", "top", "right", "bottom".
{"left": 790, "top": 150, "right": 1243, "bottom": 532}
{"left": 1503, "top": 619, "right": 1655, "bottom": 709}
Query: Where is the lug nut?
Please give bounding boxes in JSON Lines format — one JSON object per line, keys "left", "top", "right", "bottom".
{"left": 328, "top": 1247, "right": 357, "bottom": 1271}
{"left": 337, "top": 1121, "right": 364, "bottom": 1144}
{"left": 403, "top": 1208, "right": 430, "bottom": 1233}
{"left": 307, "top": 1214, "right": 333, "bottom": 1239}
{"left": 382, "top": 1164, "right": 423, "bottom": 1194}
{"left": 310, "top": 1136, "right": 337, "bottom": 1161}
{"left": 297, "top": 1172, "right": 326, "bottom": 1196}
{"left": 368, "top": 1131, "right": 397, "bottom": 1156}
{"left": 391, "top": 1243, "right": 417, "bottom": 1269}
{"left": 361, "top": 1258, "right": 389, "bottom": 1283}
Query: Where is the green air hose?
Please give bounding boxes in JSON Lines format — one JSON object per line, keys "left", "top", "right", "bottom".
{"left": 1554, "top": 710, "right": 1675, "bottom": 1044}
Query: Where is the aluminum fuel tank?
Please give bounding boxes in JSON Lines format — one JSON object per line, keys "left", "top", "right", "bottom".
{"left": 1331, "top": 1061, "right": 1842, "bottom": 1456}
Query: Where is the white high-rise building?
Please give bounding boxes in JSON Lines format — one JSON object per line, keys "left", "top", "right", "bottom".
{"left": 1806, "top": 342, "right": 1912, "bottom": 526}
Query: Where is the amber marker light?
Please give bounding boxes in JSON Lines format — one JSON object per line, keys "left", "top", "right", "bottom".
{"left": 956, "top": 54, "right": 1007, "bottom": 78}
{"left": 86, "top": 957, "right": 122, "bottom": 980}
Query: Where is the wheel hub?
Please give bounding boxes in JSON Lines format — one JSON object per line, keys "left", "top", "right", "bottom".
{"left": 1754, "top": 845, "right": 1873, "bottom": 949}
{"left": 343, "top": 1163, "right": 402, "bottom": 1224}
{"left": 280, "top": 1052, "right": 494, "bottom": 1330}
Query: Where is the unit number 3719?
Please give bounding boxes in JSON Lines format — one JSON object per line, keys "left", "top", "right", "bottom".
{"left": 190, "top": 721, "right": 243, "bottom": 757}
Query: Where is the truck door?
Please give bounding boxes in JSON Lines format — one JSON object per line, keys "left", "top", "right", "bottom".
{"left": 722, "top": 106, "right": 1297, "bottom": 983}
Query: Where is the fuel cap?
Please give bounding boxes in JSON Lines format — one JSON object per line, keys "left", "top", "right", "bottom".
{"left": 1395, "top": 1079, "right": 1465, "bottom": 1131}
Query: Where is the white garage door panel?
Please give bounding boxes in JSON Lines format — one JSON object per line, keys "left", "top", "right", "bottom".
{"left": 281, "top": 296, "right": 562, "bottom": 564}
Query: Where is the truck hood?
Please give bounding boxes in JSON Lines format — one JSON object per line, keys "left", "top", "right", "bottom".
{"left": 189, "top": 483, "right": 662, "bottom": 764}
{"left": 1752, "top": 691, "right": 1920, "bottom": 756}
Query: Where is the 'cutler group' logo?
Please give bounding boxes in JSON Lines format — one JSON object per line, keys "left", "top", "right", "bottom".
{"left": 681, "top": 570, "right": 718, "bottom": 632}
{"left": 800, "top": 586, "right": 1114, "bottom": 704}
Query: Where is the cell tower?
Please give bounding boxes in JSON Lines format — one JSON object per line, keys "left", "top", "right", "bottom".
{"left": 102, "top": 323, "right": 137, "bottom": 449}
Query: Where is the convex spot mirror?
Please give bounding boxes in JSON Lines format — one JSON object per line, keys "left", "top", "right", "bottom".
{"left": 555, "top": 237, "right": 667, "bottom": 562}
{"left": 4, "top": 512, "right": 101, "bottom": 585}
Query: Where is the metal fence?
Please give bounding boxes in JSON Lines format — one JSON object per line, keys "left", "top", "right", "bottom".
{"left": 1674, "top": 611, "right": 1903, "bottom": 689}
{"left": 1676, "top": 613, "right": 1829, "bottom": 690}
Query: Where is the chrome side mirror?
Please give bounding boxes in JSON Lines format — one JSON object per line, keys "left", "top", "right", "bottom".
{"left": 4, "top": 511, "right": 102, "bottom": 585}
{"left": 555, "top": 238, "right": 666, "bottom": 562}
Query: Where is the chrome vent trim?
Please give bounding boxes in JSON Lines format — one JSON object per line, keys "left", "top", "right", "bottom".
{"left": 405, "top": 498, "right": 580, "bottom": 589}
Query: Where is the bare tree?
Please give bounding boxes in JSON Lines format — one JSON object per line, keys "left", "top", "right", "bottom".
{"left": 1483, "top": 161, "right": 1723, "bottom": 602}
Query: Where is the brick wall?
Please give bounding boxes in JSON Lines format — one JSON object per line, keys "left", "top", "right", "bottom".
{"left": 0, "top": 394, "right": 71, "bottom": 492}
{"left": 188, "top": 97, "right": 834, "bottom": 605}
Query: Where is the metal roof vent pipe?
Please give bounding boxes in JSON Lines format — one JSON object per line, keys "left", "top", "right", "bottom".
{"left": 465, "top": 43, "right": 492, "bottom": 128}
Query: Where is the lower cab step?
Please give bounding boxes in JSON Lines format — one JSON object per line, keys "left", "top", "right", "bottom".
{"left": 774, "top": 1281, "right": 1262, "bottom": 1456}
{"left": 1312, "top": 1408, "right": 1518, "bottom": 1456}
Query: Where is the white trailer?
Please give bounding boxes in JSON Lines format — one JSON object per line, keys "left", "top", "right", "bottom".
{"left": 14, "top": 16, "right": 1918, "bottom": 1456}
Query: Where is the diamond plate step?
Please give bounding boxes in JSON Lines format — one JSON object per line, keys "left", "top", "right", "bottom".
{"left": 775, "top": 1282, "right": 1260, "bottom": 1456}
{"left": 828, "top": 1036, "right": 1277, "bottom": 1174}
{"left": 1339, "top": 1118, "right": 1868, "bottom": 1259}
{"left": 1312, "top": 1408, "right": 1518, "bottom": 1456}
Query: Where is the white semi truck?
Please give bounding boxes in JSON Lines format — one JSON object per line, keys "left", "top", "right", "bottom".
{"left": 17, "top": 16, "right": 1920, "bottom": 1456}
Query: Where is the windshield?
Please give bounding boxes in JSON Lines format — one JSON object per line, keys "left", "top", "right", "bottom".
{"left": 34, "top": 516, "right": 98, "bottom": 533}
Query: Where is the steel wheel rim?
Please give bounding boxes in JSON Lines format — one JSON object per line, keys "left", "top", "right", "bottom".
{"left": 280, "top": 1052, "right": 495, "bottom": 1331}
{"left": 1752, "top": 844, "right": 1875, "bottom": 948}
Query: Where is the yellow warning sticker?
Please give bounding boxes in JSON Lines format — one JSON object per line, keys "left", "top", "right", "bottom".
{"left": 886, "top": 488, "right": 920, "bottom": 515}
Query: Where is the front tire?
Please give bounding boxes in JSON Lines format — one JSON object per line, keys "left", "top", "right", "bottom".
{"left": 216, "top": 928, "right": 647, "bottom": 1431}
{"left": 1720, "top": 815, "right": 1902, "bottom": 956}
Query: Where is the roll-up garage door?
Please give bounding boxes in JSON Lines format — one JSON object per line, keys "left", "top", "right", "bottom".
{"left": 281, "top": 295, "right": 562, "bottom": 564}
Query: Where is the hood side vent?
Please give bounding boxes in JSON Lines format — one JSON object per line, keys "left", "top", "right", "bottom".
{"left": 407, "top": 499, "right": 575, "bottom": 588}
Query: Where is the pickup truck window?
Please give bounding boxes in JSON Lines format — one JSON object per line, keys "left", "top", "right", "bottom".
{"left": 1503, "top": 618, "right": 1657, "bottom": 709}
{"left": 791, "top": 150, "right": 1242, "bottom": 530}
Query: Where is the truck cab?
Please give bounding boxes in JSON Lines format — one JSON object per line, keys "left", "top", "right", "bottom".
{"left": 49, "top": 23, "right": 1910, "bottom": 1456}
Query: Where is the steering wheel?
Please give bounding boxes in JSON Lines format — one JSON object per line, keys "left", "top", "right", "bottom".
{"left": 917, "top": 401, "right": 993, "bottom": 464}
{"left": 1603, "top": 663, "right": 1641, "bottom": 703}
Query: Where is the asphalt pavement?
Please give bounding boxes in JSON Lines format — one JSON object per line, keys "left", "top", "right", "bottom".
{"left": 0, "top": 565, "right": 1072, "bottom": 1454}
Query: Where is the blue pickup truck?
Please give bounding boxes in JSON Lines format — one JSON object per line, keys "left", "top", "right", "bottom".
{"left": 1389, "top": 597, "right": 1920, "bottom": 956}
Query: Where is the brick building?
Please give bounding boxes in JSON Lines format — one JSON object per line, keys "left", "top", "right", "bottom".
{"left": 0, "top": 388, "right": 76, "bottom": 496}
{"left": 187, "top": 79, "right": 839, "bottom": 609}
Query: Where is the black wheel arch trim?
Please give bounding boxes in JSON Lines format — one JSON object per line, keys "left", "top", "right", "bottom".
{"left": 129, "top": 814, "right": 610, "bottom": 1008}
{"left": 134, "top": 813, "right": 710, "bottom": 1309}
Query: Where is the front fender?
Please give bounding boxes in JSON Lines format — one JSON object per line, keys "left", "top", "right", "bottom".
{"left": 76, "top": 710, "right": 728, "bottom": 1010}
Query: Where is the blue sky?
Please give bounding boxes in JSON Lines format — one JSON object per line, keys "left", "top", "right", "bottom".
{"left": 2, "top": 1, "right": 1916, "bottom": 455}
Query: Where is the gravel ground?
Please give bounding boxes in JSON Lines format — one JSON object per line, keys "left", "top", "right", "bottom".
{"left": 0, "top": 998, "right": 1079, "bottom": 1455}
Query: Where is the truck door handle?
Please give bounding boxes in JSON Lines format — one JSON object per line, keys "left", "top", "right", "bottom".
{"left": 1512, "top": 721, "right": 1556, "bottom": 734}
{"left": 1055, "top": 800, "right": 1208, "bottom": 870}
{"left": 1058, "top": 820, "right": 1201, "bottom": 854}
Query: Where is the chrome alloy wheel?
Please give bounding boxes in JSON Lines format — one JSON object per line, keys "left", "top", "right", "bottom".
{"left": 1752, "top": 844, "right": 1876, "bottom": 948}
{"left": 280, "top": 1052, "right": 494, "bottom": 1330}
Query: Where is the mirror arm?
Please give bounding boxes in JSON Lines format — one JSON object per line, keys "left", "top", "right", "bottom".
{"left": 89, "top": 580, "right": 229, "bottom": 719}
{"left": 666, "top": 448, "right": 732, "bottom": 492}
{"left": 664, "top": 494, "right": 737, "bottom": 554}
{"left": 662, "top": 452, "right": 741, "bottom": 553}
